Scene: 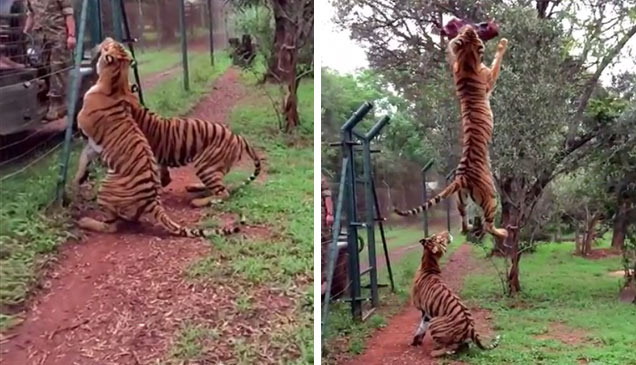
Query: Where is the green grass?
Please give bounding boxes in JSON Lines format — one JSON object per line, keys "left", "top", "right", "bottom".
{"left": 0, "top": 52, "right": 232, "bottom": 332}
{"left": 0, "top": 144, "right": 81, "bottom": 328}
{"left": 323, "top": 229, "right": 465, "bottom": 362}
{"left": 145, "top": 52, "right": 231, "bottom": 117}
{"left": 179, "top": 78, "right": 314, "bottom": 364}
{"left": 134, "top": 48, "right": 181, "bottom": 76}
{"left": 453, "top": 240, "right": 636, "bottom": 365}
{"left": 169, "top": 323, "right": 220, "bottom": 362}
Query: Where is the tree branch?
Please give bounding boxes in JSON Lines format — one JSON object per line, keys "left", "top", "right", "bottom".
{"left": 566, "top": 23, "right": 636, "bottom": 144}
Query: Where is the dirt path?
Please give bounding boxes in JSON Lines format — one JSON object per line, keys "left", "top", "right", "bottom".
{"left": 342, "top": 244, "right": 494, "bottom": 365}
{"left": 0, "top": 68, "right": 250, "bottom": 365}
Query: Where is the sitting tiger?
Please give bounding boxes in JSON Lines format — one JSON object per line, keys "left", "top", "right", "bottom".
{"left": 411, "top": 231, "right": 499, "bottom": 356}
{"left": 73, "top": 77, "right": 261, "bottom": 209}
{"left": 394, "top": 25, "right": 509, "bottom": 239}
{"left": 76, "top": 37, "right": 238, "bottom": 237}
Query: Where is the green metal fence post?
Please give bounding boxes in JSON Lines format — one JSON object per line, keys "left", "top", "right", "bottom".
{"left": 118, "top": 0, "right": 145, "bottom": 105}
{"left": 56, "top": 0, "right": 88, "bottom": 203}
{"left": 207, "top": 0, "right": 214, "bottom": 66}
{"left": 321, "top": 157, "right": 350, "bottom": 338}
{"left": 362, "top": 137, "right": 379, "bottom": 307}
{"left": 178, "top": 0, "right": 190, "bottom": 91}
{"left": 421, "top": 159, "right": 434, "bottom": 236}
{"left": 111, "top": 0, "right": 123, "bottom": 41}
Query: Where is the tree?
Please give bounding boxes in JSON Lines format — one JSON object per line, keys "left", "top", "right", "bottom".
{"left": 333, "top": 0, "right": 636, "bottom": 295}
{"left": 230, "top": 0, "right": 313, "bottom": 132}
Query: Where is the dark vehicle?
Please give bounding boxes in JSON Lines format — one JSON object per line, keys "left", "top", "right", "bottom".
{"left": 0, "top": 0, "right": 96, "bottom": 137}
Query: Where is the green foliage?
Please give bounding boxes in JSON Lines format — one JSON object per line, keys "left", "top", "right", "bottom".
{"left": 460, "top": 242, "right": 636, "bottom": 364}
{"left": 230, "top": 5, "right": 273, "bottom": 64}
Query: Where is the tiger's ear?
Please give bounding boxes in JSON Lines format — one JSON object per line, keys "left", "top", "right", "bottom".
{"left": 104, "top": 54, "right": 115, "bottom": 64}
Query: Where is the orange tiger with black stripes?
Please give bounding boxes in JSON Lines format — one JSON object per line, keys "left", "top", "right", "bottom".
{"left": 394, "top": 25, "right": 509, "bottom": 240}
{"left": 73, "top": 60, "right": 261, "bottom": 209}
{"left": 411, "top": 231, "right": 499, "bottom": 356}
{"left": 76, "top": 37, "right": 238, "bottom": 237}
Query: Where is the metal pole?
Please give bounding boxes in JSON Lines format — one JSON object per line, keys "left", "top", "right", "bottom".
{"left": 362, "top": 138, "right": 378, "bottom": 307}
{"left": 345, "top": 125, "right": 361, "bottom": 320}
{"left": 119, "top": 0, "right": 145, "bottom": 105}
{"left": 446, "top": 176, "right": 452, "bottom": 232}
{"left": 96, "top": 0, "right": 102, "bottom": 41}
{"left": 370, "top": 174, "right": 394, "bottom": 291}
{"left": 321, "top": 158, "right": 350, "bottom": 338}
{"left": 207, "top": 0, "right": 215, "bottom": 66}
{"left": 57, "top": 0, "right": 88, "bottom": 203}
{"left": 421, "top": 160, "right": 433, "bottom": 236}
{"left": 178, "top": 0, "right": 190, "bottom": 91}
{"left": 111, "top": 0, "right": 123, "bottom": 41}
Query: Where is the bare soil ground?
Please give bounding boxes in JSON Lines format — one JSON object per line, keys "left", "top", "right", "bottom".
{"left": 340, "top": 244, "right": 495, "bottom": 365}
{"left": 0, "top": 68, "right": 269, "bottom": 365}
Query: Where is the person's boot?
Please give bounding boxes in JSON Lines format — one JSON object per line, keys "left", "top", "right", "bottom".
{"left": 44, "top": 97, "right": 66, "bottom": 122}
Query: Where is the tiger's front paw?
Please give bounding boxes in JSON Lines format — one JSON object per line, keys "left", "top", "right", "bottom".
{"left": 498, "top": 38, "right": 508, "bottom": 51}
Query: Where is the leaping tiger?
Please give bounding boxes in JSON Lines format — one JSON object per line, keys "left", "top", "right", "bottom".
{"left": 411, "top": 231, "right": 499, "bottom": 356}
{"left": 76, "top": 37, "right": 239, "bottom": 237}
{"left": 394, "top": 25, "right": 509, "bottom": 239}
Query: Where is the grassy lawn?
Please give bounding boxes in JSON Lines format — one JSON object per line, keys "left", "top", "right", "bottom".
{"left": 135, "top": 48, "right": 181, "bottom": 76}
{"left": 166, "top": 78, "right": 314, "bottom": 364}
{"left": 0, "top": 53, "right": 231, "bottom": 332}
{"left": 323, "top": 228, "right": 466, "bottom": 362}
{"left": 453, "top": 240, "right": 636, "bottom": 365}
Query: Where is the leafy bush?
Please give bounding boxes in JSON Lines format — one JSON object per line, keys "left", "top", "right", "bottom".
{"left": 231, "top": 6, "right": 274, "bottom": 65}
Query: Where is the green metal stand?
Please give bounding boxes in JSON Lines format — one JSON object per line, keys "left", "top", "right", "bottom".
{"left": 322, "top": 102, "right": 395, "bottom": 339}
{"left": 56, "top": 0, "right": 88, "bottom": 202}
{"left": 207, "top": 0, "right": 215, "bottom": 66}
{"left": 421, "top": 159, "right": 434, "bottom": 236}
{"left": 178, "top": 0, "right": 190, "bottom": 91}
{"left": 117, "top": 0, "right": 145, "bottom": 104}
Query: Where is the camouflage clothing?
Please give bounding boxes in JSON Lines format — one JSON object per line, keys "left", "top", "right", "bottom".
{"left": 27, "top": 0, "right": 73, "bottom": 100}
{"left": 27, "top": 0, "right": 73, "bottom": 35}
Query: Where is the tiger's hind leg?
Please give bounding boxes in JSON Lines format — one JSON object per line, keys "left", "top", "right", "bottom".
{"left": 191, "top": 170, "right": 229, "bottom": 207}
{"left": 457, "top": 189, "right": 471, "bottom": 234}
{"left": 428, "top": 316, "right": 462, "bottom": 357}
{"left": 411, "top": 311, "right": 430, "bottom": 346}
{"left": 471, "top": 185, "right": 508, "bottom": 239}
{"left": 78, "top": 211, "right": 123, "bottom": 233}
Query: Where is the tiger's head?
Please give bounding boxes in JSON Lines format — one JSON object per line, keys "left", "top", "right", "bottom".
{"left": 448, "top": 25, "right": 485, "bottom": 70}
{"left": 420, "top": 231, "right": 453, "bottom": 260}
{"left": 96, "top": 37, "right": 132, "bottom": 76}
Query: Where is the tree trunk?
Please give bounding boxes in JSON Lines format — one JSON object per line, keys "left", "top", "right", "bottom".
{"left": 505, "top": 205, "right": 523, "bottom": 296}
{"left": 612, "top": 198, "right": 628, "bottom": 250}
{"left": 582, "top": 212, "right": 600, "bottom": 256}
{"left": 267, "top": 2, "right": 292, "bottom": 83}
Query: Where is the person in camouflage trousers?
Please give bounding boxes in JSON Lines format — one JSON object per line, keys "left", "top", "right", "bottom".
{"left": 23, "top": 0, "right": 76, "bottom": 122}
{"left": 321, "top": 174, "right": 334, "bottom": 293}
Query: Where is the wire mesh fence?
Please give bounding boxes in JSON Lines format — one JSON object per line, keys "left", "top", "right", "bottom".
{"left": 0, "top": 0, "right": 237, "bottom": 216}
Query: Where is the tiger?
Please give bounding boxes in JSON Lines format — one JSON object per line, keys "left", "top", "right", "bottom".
{"left": 72, "top": 86, "right": 262, "bottom": 208}
{"left": 76, "top": 37, "right": 238, "bottom": 238}
{"left": 394, "top": 25, "right": 509, "bottom": 239}
{"left": 411, "top": 231, "right": 499, "bottom": 356}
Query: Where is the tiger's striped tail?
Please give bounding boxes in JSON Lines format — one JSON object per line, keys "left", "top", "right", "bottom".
{"left": 147, "top": 201, "right": 207, "bottom": 237}
{"left": 393, "top": 179, "right": 463, "bottom": 216}
{"left": 239, "top": 137, "right": 261, "bottom": 188}
{"left": 472, "top": 329, "right": 500, "bottom": 350}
